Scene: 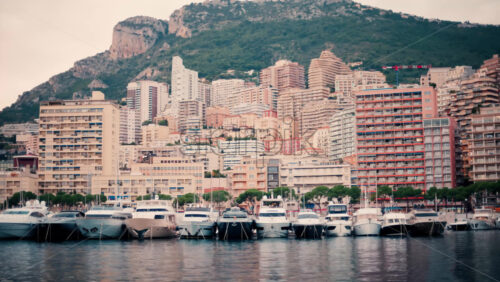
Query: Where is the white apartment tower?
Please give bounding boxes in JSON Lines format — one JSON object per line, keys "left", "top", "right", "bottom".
{"left": 171, "top": 56, "right": 199, "bottom": 109}
{"left": 329, "top": 107, "right": 356, "bottom": 160}
{"left": 126, "top": 80, "right": 169, "bottom": 123}
{"left": 211, "top": 79, "right": 246, "bottom": 108}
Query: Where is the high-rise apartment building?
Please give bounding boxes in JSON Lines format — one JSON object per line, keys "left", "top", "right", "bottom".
{"left": 423, "top": 118, "right": 457, "bottom": 189}
{"left": 308, "top": 50, "right": 351, "bottom": 89}
{"left": 178, "top": 100, "right": 205, "bottom": 133}
{"left": 420, "top": 67, "right": 451, "bottom": 88}
{"left": 231, "top": 103, "right": 270, "bottom": 117}
{"left": 211, "top": 79, "right": 245, "bottom": 107}
{"left": 260, "top": 60, "right": 305, "bottom": 91}
{"left": 198, "top": 79, "right": 212, "bottom": 107}
{"left": 206, "top": 106, "right": 231, "bottom": 128}
{"left": 329, "top": 107, "right": 356, "bottom": 161}
{"left": 301, "top": 99, "right": 337, "bottom": 137}
{"left": 277, "top": 87, "right": 330, "bottom": 138}
{"left": 470, "top": 106, "right": 500, "bottom": 182}
{"left": 481, "top": 54, "right": 500, "bottom": 87}
{"left": 119, "top": 106, "right": 141, "bottom": 144}
{"left": 171, "top": 56, "right": 199, "bottom": 108}
{"left": 38, "top": 92, "right": 120, "bottom": 194}
{"left": 126, "top": 80, "right": 169, "bottom": 123}
{"left": 236, "top": 86, "right": 278, "bottom": 110}
{"left": 355, "top": 87, "right": 437, "bottom": 191}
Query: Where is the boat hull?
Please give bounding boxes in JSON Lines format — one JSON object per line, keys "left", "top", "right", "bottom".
{"left": 353, "top": 222, "right": 381, "bottom": 236}
{"left": 76, "top": 219, "right": 125, "bottom": 239}
{"left": 409, "top": 221, "right": 446, "bottom": 236}
{"left": 178, "top": 221, "right": 215, "bottom": 239}
{"left": 40, "top": 221, "right": 81, "bottom": 241}
{"left": 380, "top": 224, "right": 409, "bottom": 236}
{"left": 217, "top": 221, "right": 253, "bottom": 240}
{"left": 0, "top": 222, "right": 40, "bottom": 239}
{"left": 255, "top": 222, "right": 290, "bottom": 238}
{"left": 468, "top": 219, "right": 495, "bottom": 230}
{"left": 447, "top": 222, "right": 470, "bottom": 231}
{"left": 325, "top": 222, "right": 352, "bottom": 237}
{"left": 293, "top": 224, "right": 323, "bottom": 239}
{"left": 125, "top": 218, "right": 177, "bottom": 239}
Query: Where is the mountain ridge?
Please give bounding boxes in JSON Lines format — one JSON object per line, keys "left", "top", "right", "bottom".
{"left": 1, "top": 0, "right": 499, "bottom": 125}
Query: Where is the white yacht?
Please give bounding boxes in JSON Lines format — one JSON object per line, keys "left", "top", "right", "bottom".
{"left": 76, "top": 206, "right": 131, "bottom": 239}
{"left": 292, "top": 210, "right": 324, "bottom": 239}
{"left": 468, "top": 208, "right": 496, "bottom": 230}
{"left": 0, "top": 200, "right": 49, "bottom": 239}
{"left": 353, "top": 208, "right": 382, "bottom": 236}
{"left": 380, "top": 212, "right": 409, "bottom": 236}
{"left": 125, "top": 199, "right": 177, "bottom": 239}
{"left": 178, "top": 207, "right": 218, "bottom": 239}
{"left": 255, "top": 196, "right": 290, "bottom": 238}
{"left": 324, "top": 203, "right": 352, "bottom": 237}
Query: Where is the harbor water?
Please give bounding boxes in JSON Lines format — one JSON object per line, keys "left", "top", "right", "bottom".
{"left": 0, "top": 231, "right": 499, "bottom": 281}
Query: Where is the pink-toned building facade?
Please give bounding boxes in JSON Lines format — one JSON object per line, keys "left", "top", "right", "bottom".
{"left": 260, "top": 60, "right": 305, "bottom": 91}
{"left": 356, "top": 87, "right": 438, "bottom": 191}
{"left": 237, "top": 86, "right": 278, "bottom": 110}
{"left": 423, "top": 117, "right": 457, "bottom": 189}
{"left": 206, "top": 106, "right": 231, "bottom": 128}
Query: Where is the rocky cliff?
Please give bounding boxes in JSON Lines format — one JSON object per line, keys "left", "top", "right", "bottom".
{"left": 109, "top": 16, "right": 168, "bottom": 59}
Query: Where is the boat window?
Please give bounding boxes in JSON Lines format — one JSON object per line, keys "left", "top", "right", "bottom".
{"left": 85, "top": 214, "right": 112, "bottom": 218}
{"left": 328, "top": 206, "right": 347, "bottom": 214}
{"left": 185, "top": 214, "right": 209, "bottom": 218}
{"left": 298, "top": 214, "right": 318, "bottom": 219}
{"left": 415, "top": 213, "right": 437, "bottom": 217}
{"left": 154, "top": 215, "right": 165, "bottom": 219}
{"left": 3, "top": 211, "right": 30, "bottom": 215}
{"left": 388, "top": 219, "right": 394, "bottom": 223}
{"left": 259, "top": 213, "right": 286, "bottom": 217}
{"left": 223, "top": 213, "right": 247, "bottom": 218}
{"left": 340, "top": 217, "right": 350, "bottom": 221}
{"left": 54, "top": 213, "right": 76, "bottom": 218}
{"left": 136, "top": 208, "right": 168, "bottom": 212}
{"left": 394, "top": 219, "right": 399, "bottom": 223}
{"left": 30, "top": 212, "right": 45, "bottom": 218}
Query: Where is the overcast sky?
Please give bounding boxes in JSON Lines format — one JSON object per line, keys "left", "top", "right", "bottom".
{"left": 0, "top": 0, "right": 499, "bottom": 112}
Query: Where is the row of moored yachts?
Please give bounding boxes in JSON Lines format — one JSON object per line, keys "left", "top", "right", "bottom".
{"left": 0, "top": 197, "right": 498, "bottom": 241}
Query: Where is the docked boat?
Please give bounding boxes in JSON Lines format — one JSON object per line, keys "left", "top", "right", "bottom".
{"left": 292, "top": 210, "right": 324, "bottom": 239}
{"left": 125, "top": 200, "right": 177, "bottom": 239}
{"left": 0, "top": 200, "right": 49, "bottom": 239}
{"left": 178, "top": 207, "right": 218, "bottom": 239}
{"left": 408, "top": 209, "right": 446, "bottom": 236}
{"left": 468, "top": 208, "right": 496, "bottom": 230}
{"left": 43, "top": 210, "right": 85, "bottom": 241}
{"left": 353, "top": 208, "right": 381, "bottom": 236}
{"left": 217, "top": 207, "right": 254, "bottom": 240}
{"left": 380, "top": 212, "right": 409, "bottom": 236}
{"left": 76, "top": 206, "right": 131, "bottom": 239}
{"left": 255, "top": 196, "right": 290, "bottom": 238}
{"left": 447, "top": 219, "right": 470, "bottom": 231}
{"left": 324, "top": 203, "right": 351, "bottom": 237}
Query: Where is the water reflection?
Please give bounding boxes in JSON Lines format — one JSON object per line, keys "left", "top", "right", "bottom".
{"left": 0, "top": 231, "right": 499, "bottom": 281}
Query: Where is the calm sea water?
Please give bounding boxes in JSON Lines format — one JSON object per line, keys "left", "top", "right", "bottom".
{"left": 0, "top": 231, "right": 499, "bottom": 281}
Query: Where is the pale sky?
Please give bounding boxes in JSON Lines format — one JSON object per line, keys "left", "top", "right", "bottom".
{"left": 0, "top": 0, "right": 499, "bottom": 112}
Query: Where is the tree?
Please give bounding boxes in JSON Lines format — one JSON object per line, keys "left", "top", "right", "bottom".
{"left": 267, "top": 187, "right": 297, "bottom": 199}
{"left": 203, "top": 190, "right": 231, "bottom": 208}
{"left": 305, "top": 186, "right": 329, "bottom": 208}
{"left": 8, "top": 191, "right": 37, "bottom": 206}
{"left": 177, "top": 193, "right": 199, "bottom": 207}
{"left": 378, "top": 185, "right": 393, "bottom": 198}
{"left": 39, "top": 193, "right": 56, "bottom": 205}
{"left": 158, "top": 194, "right": 172, "bottom": 200}
{"left": 158, "top": 120, "right": 168, "bottom": 126}
{"left": 142, "top": 120, "right": 153, "bottom": 126}
{"left": 236, "top": 189, "right": 264, "bottom": 204}
{"left": 394, "top": 186, "right": 420, "bottom": 211}
{"left": 328, "top": 185, "right": 349, "bottom": 201}
{"left": 347, "top": 186, "right": 361, "bottom": 203}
